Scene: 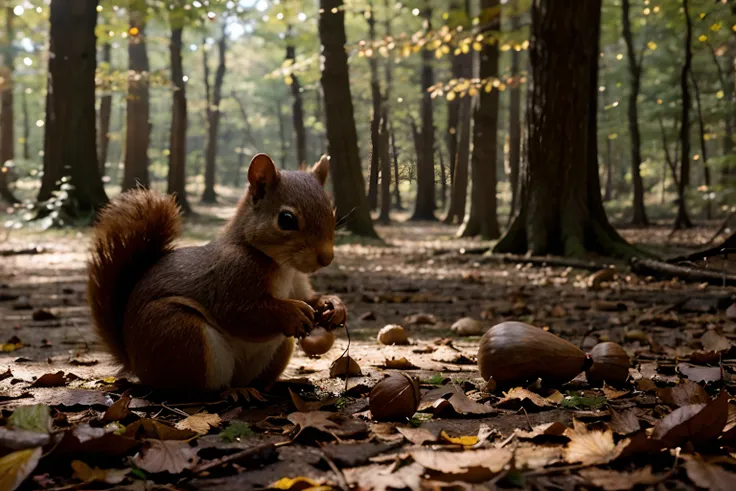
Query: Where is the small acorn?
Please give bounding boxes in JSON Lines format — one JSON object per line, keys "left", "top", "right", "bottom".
{"left": 451, "top": 317, "right": 483, "bottom": 337}
{"left": 377, "top": 325, "right": 409, "bottom": 345}
{"left": 329, "top": 355, "right": 362, "bottom": 379}
{"left": 299, "top": 327, "right": 335, "bottom": 356}
{"left": 586, "top": 342, "right": 630, "bottom": 387}
{"left": 369, "top": 373, "right": 420, "bottom": 421}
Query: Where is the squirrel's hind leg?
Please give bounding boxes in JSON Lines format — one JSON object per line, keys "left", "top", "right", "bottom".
{"left": 247, "top": 337, "right": 295, "bottom": 391}
{"left": 125, "top": 298, "right": 235, "bottom": 392}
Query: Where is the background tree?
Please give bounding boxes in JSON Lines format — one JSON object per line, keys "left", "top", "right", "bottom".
{"left": 673, "top": 0, "right": 693, "bottom": 230}
{"left": 1, "top": 7, "right": 18, "bottom": 204}
{"left": 97, "top": 40, "right": 113, "bottom": 175}
{"left": 37, "top": 0, "right": 107, "bottom": 214}
{"left": 366, "top": 1, "right": 381, "bottom": 211}
{"left": 286, "top": 24, "right": 307, "bottom": 169}
{"left": 507, "top": 9, "right": 522, "bottom": 221}
{"left": 167, "top": 9, "right": 191, "bottom": 214}
{"left": 201, "top": 25, "right": 227, "bottom": 203}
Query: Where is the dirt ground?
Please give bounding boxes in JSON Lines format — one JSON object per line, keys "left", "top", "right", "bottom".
{"left": 1, "top": 203, "right": 735, "bottom": 490}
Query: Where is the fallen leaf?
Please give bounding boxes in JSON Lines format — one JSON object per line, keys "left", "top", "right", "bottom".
{"left": 515, "top": 422, "right": 569, "bottom": 440}
{"left": 404, "top": 313, "right": 437, "bottom": 325}
{"left": 133, "top": 439, "right": 199, "bottom": 474}
{"left": 219, "top": 421, "right": 254, "bottom": 442}
{"left": 439, "top": 431, "right": 478, "bottom": 446}
{"left": 685, "top": 456, "right": 736, "bottom": 491}
{"left": 382, "top": 357, "right": 419, "bottom": 370}
{"left": 0, "top": 447, "right": 42, "bottom": 491}
{"left": 431, "top": 345, "right": 474, "bottom": 365}
{"left": 32, "top": 309, "right": 57, "bottom": 321}
{"left": 677, "top": 363, "right": 722, "bottom": 383}
{"left": 636, "top": 378, "right": 657, "bottom": 392}
{"left": 602, "top": 384, "right": 629, "bottom": 400}
{"left": 287, "top": 411, "right": 341, "bottom": 441}
{"left": 700, "top": 330, "right": 731, "bottom": 352}
{"left": 587, "top": 268, "right": 616, "bottom": 290}
{"left": 103, "top": 390, "right": 131, "bottom": 422}
{"left": 473, "top": 424, "right": 500, "bottom": 448}
{"left": 410, "top": 448, "right": 512, "bottom": 482}
{"left": 71, "top": 460, "right": 129, "bottom": 484}
{"left": 268, "top": 476, "right": 323, "bottom": 490}
{"left": 497, "top": 387, "right": 556, "bottom": 410}
{"left": 7, "top": 404, "right": 51, "bottom": 434}
{"left": 343, "top": 462, "right": 424, "bottom": 491}
{"left": 56, "top": 424, "right": 140, "bottom": 457}
{"left": 0, "top": 427, "right": 50, "bottom": 451}
{"left": 329, "top": 355, "right": 363, "bottom": 379}
{"left": 435, "top": 384, "right": 496, "bottom": 416}
{"left": 30, "top": 371, "right": 66, "bottom": 388}
{"left": 652, "top": 390, "right": 729, "bottom": 447}
{"left": 608, "top": 408, "right": 641, "bottom": 436}
{"left": 322, "top": 442, "right": 402, "bottom": 468}
{"left": 657, "top": 380, "right": 710, "bottom": 407}
{"left": 579, "top": 466, "right": 661, "bottom": 490}
{"left": 123, "top": 418, "right": 197, "bottom": 441}
{"left": 396, "top": 426, "right": 438, "bottom": 445}
{"left": 563, "top": 425, "right": 628, "bottom": 465}
{"left": 0, "top": 368, "right": 11, "bottom": 381}
{"left": 176, "top": 412, "right": 221, "bottom": 435}
{"left": 616, "top": 430, "right": 667, "bottom": 460}
{"left": 514, "top": 444, "right": 564, "bottom": 470}
{"left": 1, "top": 336, "right": 23, "bottom": 352}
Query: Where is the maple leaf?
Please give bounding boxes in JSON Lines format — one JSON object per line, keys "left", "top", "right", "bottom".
{"left": 175, "top": 412, "right": 221, "bottom": 435}
{"left": 71, "top": 460, "right": 129, "bottom": 484}
{"left": 0, "top": 447, "right": 42, "bottom": 491}
{"left": 288, "top": 411, "right": 341, "bottom": 441}
{"left": 497, "top": 387, "right": 557, "bottom": 409}
{"left": 563, "top": 424, "right": 628, "bottom": 465}
{"left": 133, "top": 439, "right": 199, "bottom": 474}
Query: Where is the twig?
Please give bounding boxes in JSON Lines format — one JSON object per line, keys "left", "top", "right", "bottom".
{"left": 320, "top": 448, "right": 350, "bottom": 491}
{"left": 521, "top": 406, "right": 533, "bottom": 431}
{"left": 183, "top": 443, "right": 276, "bottom": 480}
{"left": 162, "top": 402, "right": 191, "bottom": 418}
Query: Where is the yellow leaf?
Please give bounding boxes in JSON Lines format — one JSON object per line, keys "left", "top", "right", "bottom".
{"left": 468, "top": 87, "right": 478, "bottom": 97}
{"left": 269, "top": 476, "right": 322, "bottom": 490}
{"left": 717, "top": 90, "right": 725, "bottom": 99}
{"left": 461, "top": 43, "right": 470, "bottom": 54}
{"left": 175, "top": 412, "right": 221, "bottom": 435}
{"left": 564, "top": 424, "right": 629, "bottom": 465}
{"left": 0, "top": 447, "right": 42, "bottom": 491}
{"left": 71, "top": 461, "right": 129, "bottom": 484}
{"left": 500, "top": 44, "right": 511, "bottom": 52}
{"left": 647, "top": 41, "right": 657, "bottom": 50}
{"left": 446, "top": 91, "right": 457, "bottom": 101}
{"left": 711, "top": 22, "right": 722, "bottom": 32}
{"left": 699, "top": 34, "right": 708, "bottom": 43}
{"left": 128, "top": 26, "right": 139, "bottom": 36}
{"left": 439, "top": 430, "right": 479, "bottom": 446}
{"left": 435, "top": 49, "right": 443, "bottom": 59}
{"left": 472, "top": 41, "right": 482, "bottom": 51}
{"left": 284, "top": 75, "right": 293, "bottom": 86}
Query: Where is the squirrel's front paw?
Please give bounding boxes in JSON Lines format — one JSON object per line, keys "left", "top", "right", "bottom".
{"left": 315, "top": 295, "right": 347, "bottom": 331}
{"left": 281, "top": 299, "right": 315, "bottom": 338}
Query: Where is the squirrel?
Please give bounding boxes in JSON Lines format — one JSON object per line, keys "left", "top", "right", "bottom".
{"left": 86, "top": 153, "right": 347, "bottom": 392}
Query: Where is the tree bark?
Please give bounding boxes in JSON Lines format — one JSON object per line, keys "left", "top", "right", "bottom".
{"left": 97, "top": 41, "right": 112, "bottom": 176}
{"left": 674, "top": 0, "right": 693, "bottom": 230}
{"left": 411, "top": 1, "right": 437, "bottom": 221}
{"left": 508, "top": 11, "right": 521, "bottom": 220}
{"left": 366, "top": 4, "right": 381, "bottom": 211}
{"left": 444, "top": 0, "right": 473, "bottom": 225}
{"left": 690, "top": 72, "right": 711, "bottom": 220}
{"left": 459, "top": 0, "right": 501, "bottom": 239}
{"left": 21, "top": 84, "right": 29, "bottom": 160}
{"left": 494, "top": 0, "right": 637, "bottom": 258}
{"left": 319, "top": 0, "right": 378, "bottom": 237}
{"left": 122, "top": 12, "right": 150, "bottom": 190}
{"left": 277, "top": 99, "right": 288, "bottom": 168}
{"left": 286, "top": 24, "right": 307, "bottom": 170}
{"left": 621, "top": 0, "right": 648, "bottom": 226}
{"left": 438, "top": 145, "right": 447, "bottom": 209}
{"left": 378, "top": 0, "right": 393, "bottom": 224}
{"left": 391, "top": 126, "right": 403, "bottom": 210}
{"left": 167, "top": 26, "right": 191, "bottom": 214}
{"left": 201, "top": 27, "right": 226, "bottom": 204}
{"left": 0, "top": 7, "right": 18, "bottom": 204}
{"left": 38, "top": 0, "right": 108, "bottom": 213}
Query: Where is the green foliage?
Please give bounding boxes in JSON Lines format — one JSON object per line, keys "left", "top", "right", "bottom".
{"left": 219, "top": 421, "right": 254, "bottom": 442}
{"left": 8, "top": 404, "right": 52, "bottom": 434}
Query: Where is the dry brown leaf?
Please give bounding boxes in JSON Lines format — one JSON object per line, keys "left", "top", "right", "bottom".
{"left": 223, "top": 387, "right": 267, "bottom": 403}
{"left": 602, "top": 384, "right": 629, "bottom": 400}
{"left": 579, "top": 466, "right": 661, "bottom": 490}
{"left": 514, "top": 444, "right": 564, "bottom": 470}
{"left": 700, "top": 330, "right": 731, "bottom": 353}
{"left": 71, "top": 460, "right": 129, "bottom": 484}
{"left": 103, "top": 390, "right": 131, "bottom": 422}
{"left": 587, "top": 268, "right": 616, "bottom": 290}
{"left": 652, "top": 391, "right": 729, "bottom": 447}
{"left": 443, "top": 384, "right": 496, "bottom": 416}
{"left": 563, "top": 426, "right": 628, "bottom": 465}
{"left": 30, "top": 371, "right": 66, "bottom": 388}
{"left": 685, "top": 457, "right": 736, "bottom": 491}
{"left": 608, "top": 408, "right": 641, "bottom": 436}
{"left": 0, "top": 447, "right": 42, "bottom": 491}
{"left": 396, "top": 426, "right": 438, "bottom": 445}
{"left": 133, "top": 439, "right": 199, "bottom": 474}
{"left": 431, "top": 345, "right": 475, "bottom": 365}
{"left": 410, "top": 448, "right": 512, "bottom": 482}
{"left": 515, "top": 422, "right": 569, "bottom": 440}
{"left": 497, "top": 387, "right": 556, "bottom": 409}
{"left": 678, "top": 363, "right": 723, "bottom": 383}
{"left": 382, "top": 357, "right": 419, "bottom": 370}
{"left": 175, "top": 412, "right": 221, "bottom": 435}
{"left": 657, "top": 380, "right": 710, "bottom": 407}
{"left": 288, "top": 411, "right": 342, "bottom": 441}
{"left": 56, "top": 424, "right": 140, "bottom": 458}
{"left": 123, "top": 418, "right": 197, "bottom": 441}
{"left": 329, "top": 355, "right": 363, "bottom": 379}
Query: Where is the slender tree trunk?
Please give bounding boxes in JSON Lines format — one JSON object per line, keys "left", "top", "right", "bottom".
{"left": 494, "top": 0, "right": 636, "bottom": 258}
{"left": 691, "top": 72, "right": 711, "bottom": 220}
{"left": 277, "top": 99, "right": 288, "bottom": 168}
{"left": 445, "top": 1, "right": 463, "bottom": 189}
{"left": 315, "top": 87, "right": 326, "bottom": 157}
{"left": 411, "top": 1, "right": 437, "bottom": 221}
{"left": 391, "top": 126, "right": 403, "bottom": 210}
{"left": 0, "top": 7, "right": 18, "bottom": 204}
{"left": 286, "top": 24, "right": 307, "bottom": 169}
{"left": 21, "top": 84, "right": 29, "bottom": 160}
{"left": 508, "top": 10, "right": 521, "bottom": 220}
{"left": 438, "top": 145, "right": 447, "bottom": 209}
{"left": 459, "top": 0, "right": 500, "bottom": 239}
{"left": 38, "top": 0, "right": 108, "bottom": 213}
{"left": 202, "top": 28, "right": 227, "bottom": 203}
{"left": 674, "top": 0, "right": 693, "bottom": 230}
{"left": 122, "top": 12, "right": 150, "bottom": 190}
{"left": 167, "top": 26, "right": 191, "bottom": 214}
{"left": 444, "top": 0, "right": 473, "bottom": 225}
{"left": 319, "top": 0, "right": 378, "bottom": 237}
{"left": 621, "top": 0, "right": 648, "bottom": 226}
{"left": 604, "top": 134, "right": 613, "bottom": 202}
{"left": 97, "top": 41, "right": 112, "bottom": 175}
{"left": 378, "top": 0, "right": 393, "bottom": 224}
{"left": 366, "top": 4, "right": 381, "bottom": 211}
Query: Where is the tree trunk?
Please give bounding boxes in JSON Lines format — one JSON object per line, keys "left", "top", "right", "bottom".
{"left": 21, "top": 84, "right": 29, "bottom": 160}
{"left": 391, "top": 126, "right": 403, "bottom": 210}
{"left": 0, "top": 7, "right": 18, "bottom": 204}
{"left": 604, "top": 134, "right": 613, "bottom": 202}
{"left": 674, "top": 0, "right": 693, "bottom": 230}
{"left": 378, "top": 0, "right": 393, "bottom": 224}
{"left": 201, "top": 28, "right": 226, "bottom": 204}
{"left": 97, "top": 41, "right": 112, "bottom": 175}
{"left": 438, "top": 145, "right": 447, "bottom": 209}
{"left": 167, "top": 26, "right": 191, "bottom": 214}
{"left": 277, "top": 99, "right": 288, "bottom": 168}
{"left": 621, "top": 0, "right": 648, "bottom": 226}
{"left": 318, "top": 0, "right": 378, "bottom": 238}
{"left": 122, "top": 12, "right": 150, "bottom": 190}
{"left": 494, "top": 0, "right": 637, "bottom": 258}
{"left": 38, "top": 0, "right": 108, "bottom": 213}
{"left": 459, "top": 0, "right": 501, "bottom": 239}
{"left": 691, "top": 72, "right": 711, "bottom": 220}
{"left": 508, "top": 11, "right": 522, "bottom": 220}
{"left": 444, "top": 0, "right": 473, "bottom": 225}
{"left": 366, "top": 5, "right": 381, "bottom": 211}
{"left": 286, "top": 24, "right": 307, "bottom": 170}
{"left": 411, "top": 1, "right": 437, "bottom": 221}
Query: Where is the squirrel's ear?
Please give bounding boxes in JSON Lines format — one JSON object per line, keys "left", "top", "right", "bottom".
{"left": 248, "top": 153, "right": 280, "bottom": 201}
{"left": 311, "top": 155, "right": 330, "bottom": 187}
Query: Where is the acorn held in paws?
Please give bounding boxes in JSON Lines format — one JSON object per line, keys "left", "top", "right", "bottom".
{"left": 369, "top": 373, "right": 420, "bottom": 421}
{"left": 299, "top": 327, "right": 335, "bottom": 355}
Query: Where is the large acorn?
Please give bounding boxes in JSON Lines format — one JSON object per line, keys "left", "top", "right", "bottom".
{"left": 369, "top": 373, "right": 420, "bottom": 421}
{"left": 299, "top": 327, "right": 335, "bottom": 355}
{"left": 585, "top": 342, "right": 630, "bottom": 387}
{"left": 477, "top": 321, "right": 588, "bottom": 388}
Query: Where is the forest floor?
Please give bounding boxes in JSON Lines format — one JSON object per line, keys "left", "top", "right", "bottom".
{"left": 1, "top": 199, "right": 735, "bottom": 491}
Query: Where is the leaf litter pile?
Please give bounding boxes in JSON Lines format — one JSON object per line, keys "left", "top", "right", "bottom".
{"left": 1, "top": 221, "right": 736, "bottom": 490}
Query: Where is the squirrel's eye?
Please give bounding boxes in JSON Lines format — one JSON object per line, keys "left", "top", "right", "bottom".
{"left": 278, "top": 210, "right": 299, "bottom": 231}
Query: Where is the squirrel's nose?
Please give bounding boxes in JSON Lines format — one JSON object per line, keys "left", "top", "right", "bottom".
{"left": 317, "top": 246, "right": 333, "bottom": 267}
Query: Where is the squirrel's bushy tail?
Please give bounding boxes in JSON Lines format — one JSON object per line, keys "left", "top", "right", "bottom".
{"left": 87, "top": 189, "right": 181, "bottom": 369}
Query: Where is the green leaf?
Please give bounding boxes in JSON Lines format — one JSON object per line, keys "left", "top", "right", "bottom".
{"left": 561, "top": 392, "right": 607, "bottom": 410}
{"left": 8, "top": 405, "right": 51, "bottom": 434}
{"left": 219, "top": 421, "right": 254, "bottom": 442}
